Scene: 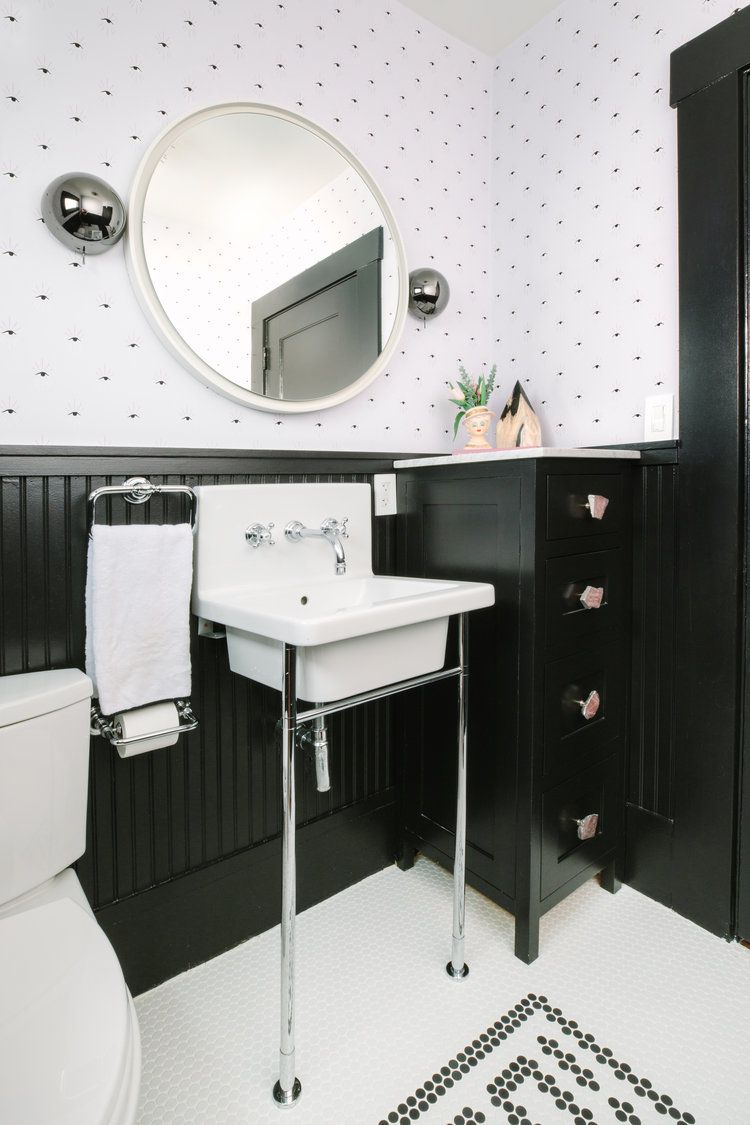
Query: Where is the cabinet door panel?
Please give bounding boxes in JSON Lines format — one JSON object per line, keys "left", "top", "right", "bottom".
{"left": 546, "top": 473, "right": 624, "bottom": 540}
{"left": 543, "top": 644, "right": 625, "bottom": 778}
{"left": 541, "top": 752, "right": 619, "bottom": 899}
{"left": 545, "top": 549, "right": 624, "bottom": 648}
{"left": 399, "top": 474, "right": 528, "bottom": 899}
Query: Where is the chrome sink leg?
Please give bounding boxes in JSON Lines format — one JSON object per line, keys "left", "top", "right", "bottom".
{"left": 273, "top": 642, "right": 302, "bottom": 1108}
{"left": 447, "top": 613, "right": 469, "bottom": 980}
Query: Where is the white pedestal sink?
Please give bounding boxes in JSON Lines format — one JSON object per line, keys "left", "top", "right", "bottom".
{"left": 192, "top": 482, "right": 494, "bottom": 702}
{"left": 191, "top": 481, "right": 495, "bottom": 1109}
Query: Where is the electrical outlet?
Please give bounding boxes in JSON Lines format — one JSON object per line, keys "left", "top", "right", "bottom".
{"left": 373, "top": 473, "right": 397, "bottom": 516}
{"left": 644, "top": 394, "right": 674, "bottom": 442}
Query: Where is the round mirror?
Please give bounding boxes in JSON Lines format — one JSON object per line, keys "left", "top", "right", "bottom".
{"left": 127, "top": 104, "right": 408, "bottom": 413}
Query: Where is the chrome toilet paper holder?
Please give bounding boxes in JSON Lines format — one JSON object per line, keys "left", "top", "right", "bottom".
{"left": 90, "top": 699, "right": 198, "bottom": 748}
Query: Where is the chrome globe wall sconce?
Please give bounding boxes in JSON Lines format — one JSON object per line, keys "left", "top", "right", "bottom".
{"left": 41, "top": 173, "right": 126, "bottom": 264}
{"left": 408, "top": 268, "right": 450, "bottom": 320}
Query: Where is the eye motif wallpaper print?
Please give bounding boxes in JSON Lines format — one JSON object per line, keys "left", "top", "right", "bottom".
{"left": 0, "top": 0, "right": 493, "bottom": 451}
{"left": 0, "top": 0, "right": 743, "bottom": 453}
{"left": 491, "top": 0, "right": 741, "bottom": 449}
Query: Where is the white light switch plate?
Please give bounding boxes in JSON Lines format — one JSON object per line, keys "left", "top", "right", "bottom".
{"left": 644, "top": 394, "right": 674, "bottom": 442}
{"left": 373, "top": 473, "right": 397, "bottom": 516}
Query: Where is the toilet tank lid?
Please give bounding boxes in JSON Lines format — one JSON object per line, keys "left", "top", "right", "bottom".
{"left": 0, "top": 669, "right": 93, "bottom": 728}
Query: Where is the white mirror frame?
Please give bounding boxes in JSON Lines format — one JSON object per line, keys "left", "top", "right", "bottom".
{"left": 126, "top": 102, "right": 409, "bottom": 414}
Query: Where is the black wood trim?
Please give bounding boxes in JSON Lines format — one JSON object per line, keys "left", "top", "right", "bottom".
{"left": 100, "top": 792, "right": 396, "bottom": 995}
{"left": 595, "top": 440, "right": 679, "bottom": 462}
{"left": 739, "top": 669, "right": 750, "bottom": 939}
{"left": 671, "top": 5, "right": 750, "bottom": 107}
{"left": 251, "top": 228, "right": 384, "bottom": 396}
{"left": 0, "top": 447, "right": 409, "bottom": 477}
{"left": 738, "top": 73, "right": 750, "bottom": 945}
{"left": 252, "top": 227, "right": 384, "bottom": 330}
{"left": 629, "top": 463, "right": 678, "bottom": 820}
{"left": 671, "top": 68, "right": 744, "bottom": 939}
{"left": 624, "top": 804, "right": 673, "bottom": 909}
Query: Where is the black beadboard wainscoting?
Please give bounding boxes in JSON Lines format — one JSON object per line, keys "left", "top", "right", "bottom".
{"left": 625, "top": 444, "right": 679, "bottom": 911}
{"left": 0, "top": 443, "right": 685, "bottom": 992}
{"left": 0, "top": 447, "right": 402, "bottom": 995}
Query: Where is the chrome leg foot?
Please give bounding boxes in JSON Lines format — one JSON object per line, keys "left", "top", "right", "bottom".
{"left": 275, "top": 644, "right": 300, "bottom": 1111}
{"left": 448, "top": 614, "right": 470, "bottom": 984}
{"left": 273, "top": 1079, "right": 302, "bottom": 1107}
{"left": 446, "top": 960, "right": 469, "bottom": 980}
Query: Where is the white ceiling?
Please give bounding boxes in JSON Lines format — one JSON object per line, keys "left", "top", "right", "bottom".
{"left": 398, "top": 0, "right": 563, "bottom": 56}
{"left": 145, "top": 112, "right": 350, "bottom": 242}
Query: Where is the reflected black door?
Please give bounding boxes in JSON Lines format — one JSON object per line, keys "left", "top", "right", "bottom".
{"left": 251, "top": 227, "right": 383, "bottom": 401}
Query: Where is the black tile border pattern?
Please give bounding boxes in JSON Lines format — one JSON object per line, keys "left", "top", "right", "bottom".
{"left": 379, "top": 993, "right": 696, "bottom": 1125}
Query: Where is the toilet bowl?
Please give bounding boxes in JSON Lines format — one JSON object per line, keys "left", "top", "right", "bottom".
{"left": 0, "top": 670, "right": 141, "bottom": 1124}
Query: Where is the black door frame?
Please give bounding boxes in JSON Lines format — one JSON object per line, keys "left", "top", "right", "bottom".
{"left": 250, "top": 226, "right": 383, "bottom": 397}
{"left": 671, "top": 5, "right": 750, "bottom": 941}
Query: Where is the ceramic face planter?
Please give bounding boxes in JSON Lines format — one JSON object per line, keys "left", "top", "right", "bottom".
{"left": 462, "top": 405, "right": 494, "bottom": 451}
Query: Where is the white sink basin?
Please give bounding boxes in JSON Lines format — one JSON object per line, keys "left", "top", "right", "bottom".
{"left": 201, "top": 573, "right": 493, "bottom": 701}
{"left": 192, "top": 483, "right": 495, "bottom": 702}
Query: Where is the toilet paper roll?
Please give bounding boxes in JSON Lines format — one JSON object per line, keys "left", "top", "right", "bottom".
{"left": 114, "top": 701, "right": 180, "bottom": 758}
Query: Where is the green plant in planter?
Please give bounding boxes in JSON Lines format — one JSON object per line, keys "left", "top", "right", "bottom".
{"left": 447, "top": 364, "right": 497, "bottom": 437}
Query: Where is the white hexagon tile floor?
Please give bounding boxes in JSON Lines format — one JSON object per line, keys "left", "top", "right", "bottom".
{"left": 134, "top": 857, "right": 750, "bottom": 1125}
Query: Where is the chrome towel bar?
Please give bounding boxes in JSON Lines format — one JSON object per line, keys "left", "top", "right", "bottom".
{"left": 87, "top": 476, "right": 197, "bottom": 536}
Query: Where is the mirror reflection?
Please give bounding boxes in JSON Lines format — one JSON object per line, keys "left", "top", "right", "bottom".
{"left": 141, "top": 110, "right": 399, "bottom": 403}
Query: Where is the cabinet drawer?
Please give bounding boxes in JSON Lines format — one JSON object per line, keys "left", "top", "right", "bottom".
{"left": 545, "top": 549, "right": 624, "bottom": 648}
{"left": 543, "top": 644, "right": 625, "bottom": 776}
{"left": 541, "top": 753, "right": 619, "bottom": 899}
{"left": 546, "top": 473, "right": 624, "bottom": 540}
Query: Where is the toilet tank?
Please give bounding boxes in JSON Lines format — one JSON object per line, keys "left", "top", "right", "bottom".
{"left": 0, "top": 669, "right": 93, "bottom": 907}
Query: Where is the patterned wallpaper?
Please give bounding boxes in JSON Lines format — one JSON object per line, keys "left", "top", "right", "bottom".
{"left": 491, "top": 0, "right": 741, "bottom": 448}
{"left": 0, "top": 0, "right": 493, "bottom": 451}
{"left": 1, "top": 0, "right": 741, "bottom": 452}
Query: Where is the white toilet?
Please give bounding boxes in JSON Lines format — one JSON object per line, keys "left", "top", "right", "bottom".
{"left": 0, "top": 669, "right": 141, "bottom": 1125}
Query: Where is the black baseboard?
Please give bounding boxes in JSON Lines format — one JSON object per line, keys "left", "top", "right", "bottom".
{"left": 97, "top": 792, "right": 396, "bottom": 995}
{"left": 624, "top": 804, "right": 673, "bottom": 909}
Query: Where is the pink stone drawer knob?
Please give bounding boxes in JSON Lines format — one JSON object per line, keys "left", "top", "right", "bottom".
{"left": 574, "top": 813, "right": 599, "bottom": 841}
{"left": 577, "top": 689, "right": 601, "bottom": 721}
{"left": 585, "top": 494, "right": 609, "bottom": 520}
{"left": 579, "top": 585, "right": 604, "bottom": 610}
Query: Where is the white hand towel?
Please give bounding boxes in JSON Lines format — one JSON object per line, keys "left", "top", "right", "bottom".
{"left": 86, "top": 523, "right": 193, "bottom": 715}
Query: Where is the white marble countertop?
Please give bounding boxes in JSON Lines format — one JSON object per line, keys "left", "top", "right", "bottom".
{"left": 393, "top": 447, "right": 642, "bottom": 469}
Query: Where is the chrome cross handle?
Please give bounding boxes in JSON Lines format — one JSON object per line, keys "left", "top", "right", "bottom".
{"left": 245, "top": 522, "right": 275, "bottom": 548}
{"left": 320, "top": 516, "right": 349, "bottom": 540}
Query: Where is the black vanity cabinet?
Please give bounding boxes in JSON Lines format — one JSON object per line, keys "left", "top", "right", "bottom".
{"left": 396, "top": 456, "right": 634, "bottom": 962}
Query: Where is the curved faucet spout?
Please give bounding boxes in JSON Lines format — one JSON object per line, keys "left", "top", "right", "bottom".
{"left": 285, "top": 517, "right": 349, "bottom": 576}
{"left": 320, "top": 517, "right": 347, "bottom": 575}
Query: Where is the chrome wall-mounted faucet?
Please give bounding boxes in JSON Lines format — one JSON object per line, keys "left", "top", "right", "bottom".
{"left": 285, "top": 517, "right": 349, "bottom": 575}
